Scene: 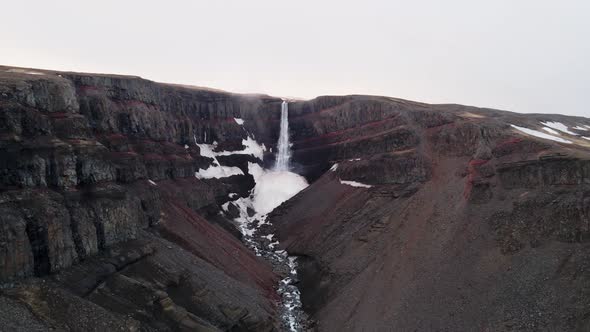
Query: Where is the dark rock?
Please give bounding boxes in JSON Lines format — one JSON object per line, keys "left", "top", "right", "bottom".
{"left": 274, "top": 95, "right": 590, "bottom": 331}
{"left": 3, "top": 65, "right": 590, "bottom": 331}
{"left": 0, "top": 66, "right": 282, "bottom": 331}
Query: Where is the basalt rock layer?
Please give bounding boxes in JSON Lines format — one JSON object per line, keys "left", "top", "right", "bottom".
{"left": 273, "top": 95, "right": 590, "bottom": 331}
{"left": 2, "top": 66, "right": 590, "bottom": 332}
{"left": 0, "top": 66, "right": 284, "bottom": 331}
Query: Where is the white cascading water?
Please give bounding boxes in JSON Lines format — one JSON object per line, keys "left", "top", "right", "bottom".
{"left": 218, "top": 100, "right": 309, "bottom": 331}
{"left": 275, "top": 101, "right": 291, "bottom": 171}
{"left": 272, "top": 101, "right": 307, "bottom": 331}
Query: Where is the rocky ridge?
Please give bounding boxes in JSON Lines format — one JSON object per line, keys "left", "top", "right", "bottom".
{"left": 1, "top": 66, "right": 590, "bottom": 331}
{"left": 0, "top": 66, "right": 285, "bottom": 331}
{"left": 272, "top": 95, "right": 590, "bottom": 331}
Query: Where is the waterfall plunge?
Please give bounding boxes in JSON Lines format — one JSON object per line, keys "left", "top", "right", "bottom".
{"left": 250, "top": 100, "right": 307, "bottom": 214}
{"left": 274, "top": 101, "right": 291, "bottom": 171}
{"left": 222, "top": 100, "right": 310, "bottom": 331}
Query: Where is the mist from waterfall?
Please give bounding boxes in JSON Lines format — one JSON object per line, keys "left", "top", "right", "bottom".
{"left": 274, "top": 101, "right": 291, "bottom": 171}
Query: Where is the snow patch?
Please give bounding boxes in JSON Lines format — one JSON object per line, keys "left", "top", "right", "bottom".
{"left": 510, "top": 125, "right": 572, "bottom": 144}
{"left": 196, "top": 137, "right": 266, "bottom": 161}
{"left": 348, "top": 158, "right": 361, "bottom": 161}
{"left": 6, "top": 68, "right": 44, "bottom": 75}
{"left": 542, "top": 127, "right": 560, "bottom": 135}
{"left": 330, "top": 163, "right": 339, "bottom": 171}
{"left": 195, "top": 139, "right": 244, "bottom": 179}
{"left": 241, "top": 137, "right": 266, "bottom": 160}
{"left": 540, "top": 121, "right": 578, "bottom": 135}
{"left": 583, "top": 137, "right": 590, "bottom": 141}
{"left": 234, "top": 118, "right": 245, "bottom": 125}
{"left": 573, "top": 125, "right": 589, "bottom": 131}
{"left": 195, "top": 165, "right": 243, "bottom": 179}
{"left": 184, "top": 144, "right": 189, "bottom": 149}
{"left": 196, "top": 141, "right": 218, "bottom": 158}
{"left": 228, "top": 193, "right": 238, "bottom": 198}
{"left": 339, "top": 180, "right": 372, "bottom": 188}
{"left": 194, "top": 137, "right": 252, "bottom": 179}
{"left": 148, "top": 179, "right": 157, "bottom": 186}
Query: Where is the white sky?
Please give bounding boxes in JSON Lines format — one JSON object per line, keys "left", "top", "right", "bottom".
{"left": 2, "top": 0, "right": 589, "bottom": 116}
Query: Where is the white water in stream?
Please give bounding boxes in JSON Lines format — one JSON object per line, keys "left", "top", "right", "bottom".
{"left": 220, "top": 101, "right": 309, "bottom": 331}
{"left": 272, "top": 101, "right": 306, "bottom": 331}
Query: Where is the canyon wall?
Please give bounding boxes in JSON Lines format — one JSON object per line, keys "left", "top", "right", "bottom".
{"left": 0, "top": 66, "right": 283, "bottom": 331}
{"left": 2, "top": 66, "right": 590, "bottom": 331}
{"left": 274, "top": 95, "right": 590, "bottom": 331}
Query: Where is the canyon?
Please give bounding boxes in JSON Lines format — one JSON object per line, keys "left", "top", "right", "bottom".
{"left": 1, "top": 65, "right": 590, "bottom": 331}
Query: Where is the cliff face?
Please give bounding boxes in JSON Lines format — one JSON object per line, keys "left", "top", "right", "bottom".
{"left": 0, "top": 66, "right": 284, "bottom": 331}
{"left": 273, "top": 96, "right": 590, "bottom": 331}
{"left": 2, "top": 66, "right": 590, "bottom": 332}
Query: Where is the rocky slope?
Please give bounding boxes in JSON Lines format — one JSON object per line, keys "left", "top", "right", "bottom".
{"left": 272, "top": 95, "right": 590, "bottom": 331}
{"left": 0, "top": 66, "right": 285, "bottom": 331}
{"left": 2, "top": 65, "right": 590, "bottom": 331}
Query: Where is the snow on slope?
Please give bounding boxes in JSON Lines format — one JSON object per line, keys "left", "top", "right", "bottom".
{"left": 542, "top": 127, "right": 560, "bottom": 135}
{"left": 196, "top": 137, "right": 266, "bottom": 161}
{"left": 6, "top": 68, "right": 45, "bottom": 75}
{"left": 510, "top": 125, "right": 573, "bottom": 144}
{"left": 340, "top": 180, "right": 373, "bottom": 188}
{"left": 194, "top": 135, "right": 267, "bottom": 179}
{"left": 540, "top": 121, "right": 578, "bottom": 135}
{"left": 195, "top": 165, "right": 243, "bottom": 179}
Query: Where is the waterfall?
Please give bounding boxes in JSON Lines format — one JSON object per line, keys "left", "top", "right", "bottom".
{"left": 274, "top": 101, "right": 291, "bottom": 171}
{"left": 219, "top": 99, "right": 309, "bottom": 330}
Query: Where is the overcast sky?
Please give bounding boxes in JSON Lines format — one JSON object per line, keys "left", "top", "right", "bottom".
{"left": 2, "top": 0, "right": 589, "bottom": 116}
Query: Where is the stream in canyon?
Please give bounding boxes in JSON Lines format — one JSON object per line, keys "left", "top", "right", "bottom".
{"left": 221, "top": 101, "right": 310, "bottom": 331}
